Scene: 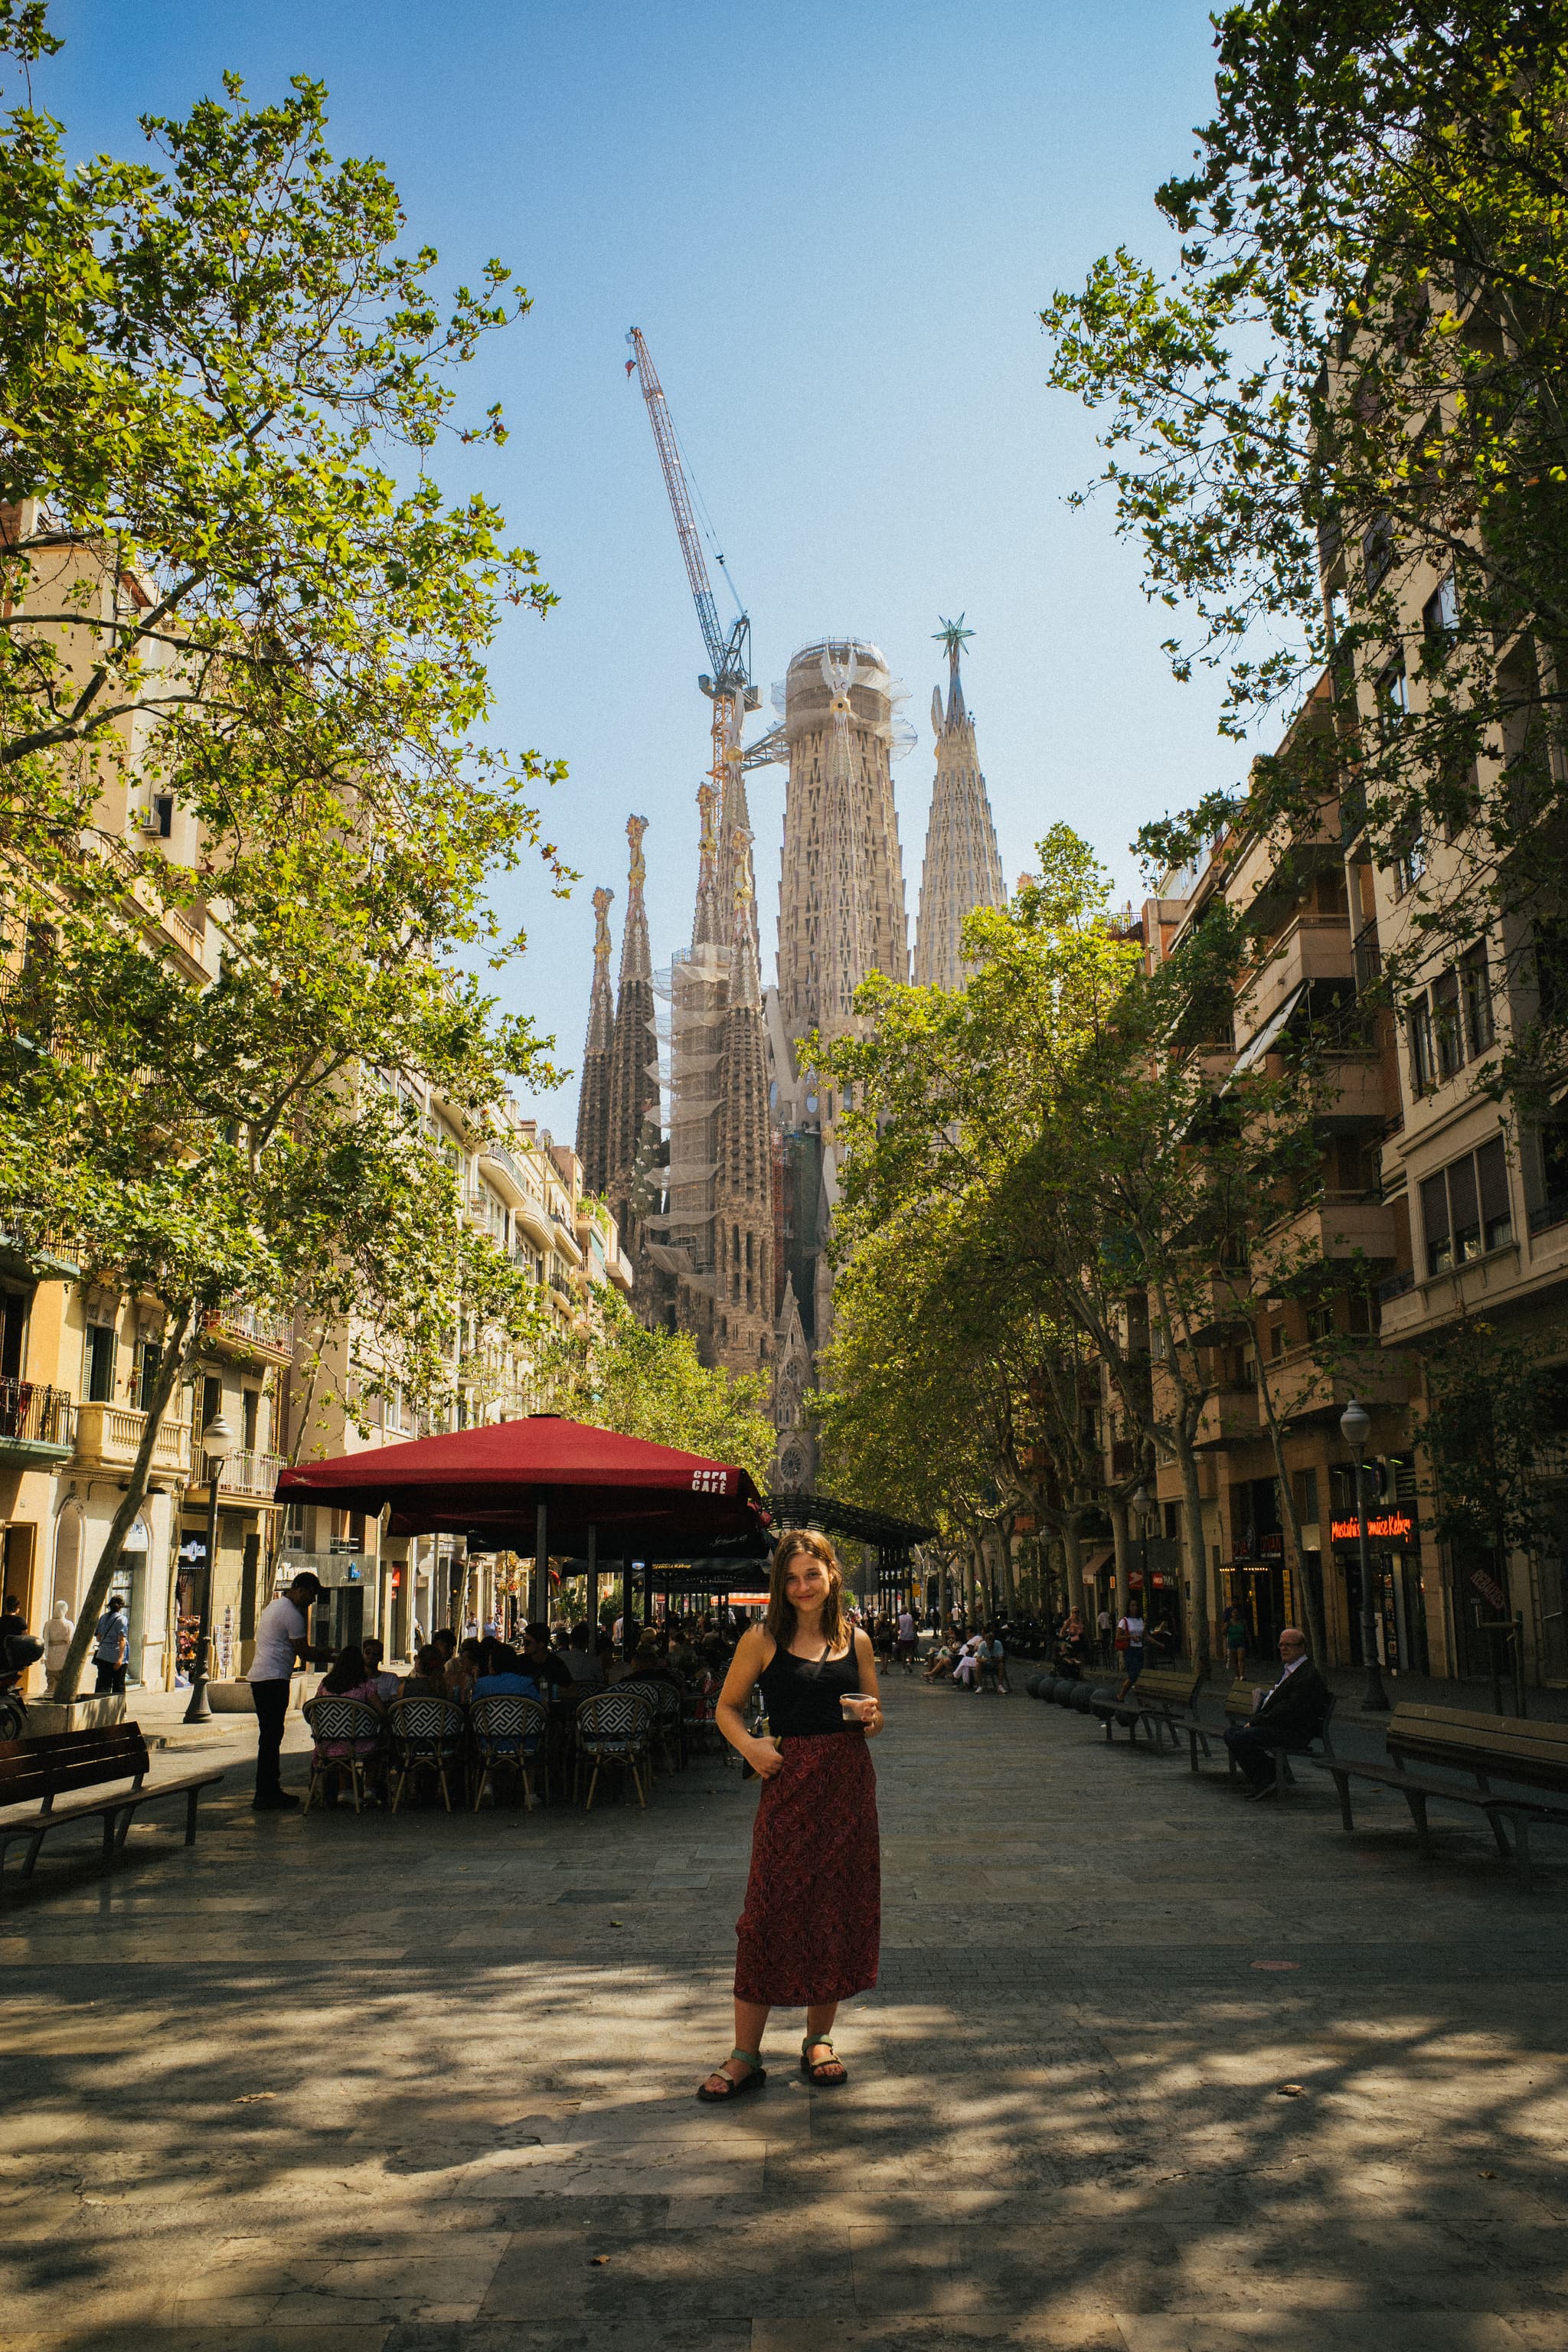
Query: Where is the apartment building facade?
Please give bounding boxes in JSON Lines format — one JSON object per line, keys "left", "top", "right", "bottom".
{"left": 0, "top": 498, "right": 635, "bottom": 1685}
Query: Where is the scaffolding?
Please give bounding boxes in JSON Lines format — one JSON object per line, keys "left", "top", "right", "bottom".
{"left": 647, "top": 943, "right": 730, "bottom": 1286}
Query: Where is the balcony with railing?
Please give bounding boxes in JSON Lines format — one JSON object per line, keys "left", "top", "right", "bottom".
{"left": 479, "top": 1138, "right": 534, "bottom": 1209}
{"left": 1194, "top": 1387, "right": 1260, "bottom": 1450}
{"left": 1233, "top": 912, "right": 1355, "bottom": 1042}
{"left": 74, "top": 1402, "right": 191, "bottom": 1476}
{"left": 1249, "top": 1193, "right": 1396, "bottom": 1287}
{"left": 188, "top": 1449, "right": 286, "bottom": 1504}
{"left": 202, "top": 1303, "right": 294, "bottom": 1362}
{"left": 549, "top": 1207, "right": 583, "bottom": 1266}
{"left": 0, "top": 1206, "right": 80, "bottom": 1279}
{"left": 0, "top": 1380, "right": 76, "bottom": 1462}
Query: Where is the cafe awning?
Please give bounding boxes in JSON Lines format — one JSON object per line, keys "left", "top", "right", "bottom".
{"left": 276, "top": 1413, "right": 769, "bottom": 1560}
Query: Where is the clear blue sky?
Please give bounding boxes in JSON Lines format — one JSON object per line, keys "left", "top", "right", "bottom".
{"left": 46, "top": 0, "right": 1245, "bottom": 1137}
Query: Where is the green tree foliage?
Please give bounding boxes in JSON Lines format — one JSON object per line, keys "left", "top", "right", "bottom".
{"left": 817, "top": 825, "right": 1332, "bottom": 1664}
{"left": 536, "top": 1289, "right": 776, "bottom": 1491}
{"left": 1420, "top": 1314, "right": 1563, "bottom": 1574}
{"left": 0, "top": 18, "right": 566, "bottom": 1694}
{"left": 1043, "top": 0, "right": 1568, "bottom": 1093}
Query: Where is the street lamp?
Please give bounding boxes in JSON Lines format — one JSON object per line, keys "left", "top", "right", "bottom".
{"left": 184, "top": 1410, "right": 235, "bottom": 1725}
{"left": 1340, "top": 1397, "right": 1390, "bottom": 1713}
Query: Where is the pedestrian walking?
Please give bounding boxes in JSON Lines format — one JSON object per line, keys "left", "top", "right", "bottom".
{"left": 697, "top": 1528, "right": 883, "bottom": 2102}
{"left": 894, "top": 1605, "right": 917, "bottom": 1674}
{"left": 92, "top": 1595, "right": 130, "bottom": 1695}
{"left": 246, "top": 1571, "right": 327, "bottom": 1811}
{"left": 1096, "top": 1606, "right": 1112, "bottom": 1668}
{"left": 1116, "top": 1609, "right": 1145, "bottom": 1697}
{"left": 1222, "top": 1604, "right": 1249, "bottom": 1680}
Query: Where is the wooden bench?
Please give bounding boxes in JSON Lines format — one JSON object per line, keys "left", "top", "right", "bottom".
{"left": 1312, "top": 1704, "right": 1568, "bottom": 1891}
{"left": 1088, "top": 1665, "right": 1202, "bottom": 1751}
{"left": 0, "top": 1723, "right": 226, "bottom": 1893}
{"left": 1178, "top": 1680, "right": 1338, "bottom": 1790}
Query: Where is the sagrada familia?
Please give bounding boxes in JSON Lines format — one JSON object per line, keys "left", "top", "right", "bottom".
{"left": 575, "top": 622, "right": 1004, "bottom": 1484}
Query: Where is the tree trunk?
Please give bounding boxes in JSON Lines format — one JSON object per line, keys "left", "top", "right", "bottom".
{"left": 1109, "top": 1494, "right": 1132, "bottom": 1628}
{"left": 1175, "top": 1438, "right": 1214, "bottom": 1673}
{"left": 1253, "top": 1337, "right": 1330, "bottom": 1665}
{"left": 53, "top": 1302, "right": 196, "bottom": 1700}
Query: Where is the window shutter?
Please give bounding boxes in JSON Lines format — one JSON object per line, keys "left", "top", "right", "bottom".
{"left": 1476, "top": 1135, "right": 1510, "bottom": 1224}
{"left": 1419, "top": 1171, "right": 1449, "bottom": 1269}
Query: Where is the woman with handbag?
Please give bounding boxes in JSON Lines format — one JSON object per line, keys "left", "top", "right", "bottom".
{"left": 697, "top": 1529, "right": 883, "bottom": 2101}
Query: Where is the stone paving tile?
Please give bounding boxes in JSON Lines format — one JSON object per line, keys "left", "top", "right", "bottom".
{"left": 4, "top": 1679, "right": 1568, "bottom": 2349}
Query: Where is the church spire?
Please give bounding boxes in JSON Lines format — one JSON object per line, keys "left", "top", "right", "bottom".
{"left": 691, "top": 782, "right": 722, "bottom": 950}
{"left": 606, "top": 815, "right": 659, "bottom": 1253}
{"left": 712, "top": 818, "right": 774, "bottom": 1373}
{"left": 914, "top": 620, "right": 1005, "bottom": 991}
{"left": 574, "top": 884, "right": 616, "bottom": 1196}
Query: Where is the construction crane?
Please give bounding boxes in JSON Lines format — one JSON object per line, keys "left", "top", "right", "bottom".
{"left": 626, "top": 328, "right": 773, "bottom": 823}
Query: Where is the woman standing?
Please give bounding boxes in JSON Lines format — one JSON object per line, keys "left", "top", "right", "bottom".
{"left": 697, "top": 1530, "right": 883, "bottom": 2100}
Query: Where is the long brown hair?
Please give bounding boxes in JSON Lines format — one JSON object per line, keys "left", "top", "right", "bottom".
{"left": 765, "top": 1528, "right": 850, "bottom": 1651}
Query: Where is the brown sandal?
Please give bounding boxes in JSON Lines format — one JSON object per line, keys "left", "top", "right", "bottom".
{"left": 696, "top": 2048, "right": 766, "bottom": 2102}
{"left": 801, "top": 2036, "right": 848, "bottom": 2087}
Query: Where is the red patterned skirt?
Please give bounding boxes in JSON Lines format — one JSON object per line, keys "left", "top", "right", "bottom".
{"left": 733, "top": 1730, "right": 880, "bottom": 2007}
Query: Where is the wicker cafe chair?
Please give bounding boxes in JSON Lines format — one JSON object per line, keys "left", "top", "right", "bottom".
{"left": 387, "top": 1697, "right": 468, "bottom": 1815}
{"left": 622, "top": 1673, "right": 684, "bottom": 1773}
{"left": 304, "top": 1698, "right": 387, "bottom": 1814}
{"left": 573, "top": 1687, "right": 655, "bottom": 1812}
{"left": 469, "top": 1694, "right": 546, "bottom": 1813}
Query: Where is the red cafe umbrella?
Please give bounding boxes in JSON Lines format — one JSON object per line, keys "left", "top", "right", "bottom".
{"left": 274, "top": 1413, "right": 769, "bottom": 1560}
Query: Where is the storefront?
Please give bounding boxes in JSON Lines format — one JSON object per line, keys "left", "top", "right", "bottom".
{"left": 1331, "top": 1506, "right": 1429, "bottom": 1677}
{"left": 1129, "top": 1537, "right": 1184, "bottom": 1655}
{"left": 1227, "top": 1537, "right": 1298, "bottom": 1658}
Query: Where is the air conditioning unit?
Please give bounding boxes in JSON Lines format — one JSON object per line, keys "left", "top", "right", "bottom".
{"left": 139, "top": 812, "right": 165, "bottom": 835}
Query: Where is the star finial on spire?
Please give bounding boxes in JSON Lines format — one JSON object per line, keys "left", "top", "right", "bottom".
{"left": 934, "top": 614, "right": 974, "bottom": 675}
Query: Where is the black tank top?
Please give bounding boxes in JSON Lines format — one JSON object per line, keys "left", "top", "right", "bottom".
{"left": 758, "top": 1635, "right": 861, "bottom": 1736}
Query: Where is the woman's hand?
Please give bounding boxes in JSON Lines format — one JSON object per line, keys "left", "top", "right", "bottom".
{"left": 748, "top": 1736, "right": 786, "bottom": 1778}
{"left": 861, "top": 1701, "right": 884, "bottom": 1739}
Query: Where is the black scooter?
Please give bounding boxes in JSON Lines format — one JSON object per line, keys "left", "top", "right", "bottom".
{"left": 0, "top": 1632, "right": 43, "bottom": 1740}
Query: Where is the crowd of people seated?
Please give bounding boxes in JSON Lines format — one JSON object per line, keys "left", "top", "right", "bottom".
{"left": 303, "top": 1613, "right": 740, "bottom": 1805}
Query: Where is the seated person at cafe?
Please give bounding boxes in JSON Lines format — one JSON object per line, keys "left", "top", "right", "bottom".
{"left": 523, "top": 1622, "right": 570, "bottom": 1694}
{"left": 923, "top": 1638, "right": 954, "bottom": 1682}
{"left": 624, "top": 1628, "right": 681, "bottom": 1687}
{"left": 593, "top": 1628, "right": 617, "bottom": 1681}
{"left": 560, "top": 1620, "right": 603, "bottom": 1685}
{"left": 309, "top": 1645, "right": 388, "bottom": 1798}
{"left": 400, "top": 1644, "right": 448, "bottom": 1698}
{"left": 360, "top": 1635, "right": 401, "bottom": 1702}
{"left": 431, "top": 1628, "right": 457, "bottom": 1677}
{"left": 446, "top": 1635, "right": 485, "bottom": 1701}
{"left": 473, "top": 1641, "right": 541, "bottom": 1701}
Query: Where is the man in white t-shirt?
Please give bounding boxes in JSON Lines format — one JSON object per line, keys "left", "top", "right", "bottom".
{"left": 895, "top": 1608, "right": 917, "bottom": 1674}
{"left": 247, "top": 1572, "right": 327, "bottom": 1811}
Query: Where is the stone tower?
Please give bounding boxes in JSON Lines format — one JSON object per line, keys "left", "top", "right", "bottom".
{"left": 573, "top": 884, "right": 616, "bottom": 1197}
{"left": 913, "top": 619, "right": 1006, "bottom": 989}
{"left": 773, "top": 638, "right": 911, "bottom": 1348}
{"left": 605, "top": 816, "right": 658, "bottom": 1253}
{"left": 776, "top": 639, "right": 910, "bottom": 1051}
{"left": 710, "top": 824, "right": 775, "bottom": 1374}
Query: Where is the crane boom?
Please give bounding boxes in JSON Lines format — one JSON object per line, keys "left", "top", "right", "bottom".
{"left": 626, "top": 326, "right": 750, "bottom": 693}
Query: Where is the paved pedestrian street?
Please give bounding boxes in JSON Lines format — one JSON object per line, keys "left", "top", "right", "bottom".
{"left": 4, "top": 1677, "right": 1568, "bottom": 2352}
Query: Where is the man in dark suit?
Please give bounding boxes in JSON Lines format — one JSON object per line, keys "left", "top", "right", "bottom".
{"left": 1223, "top": 1628, "right": 1331, "bottom": 1799}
